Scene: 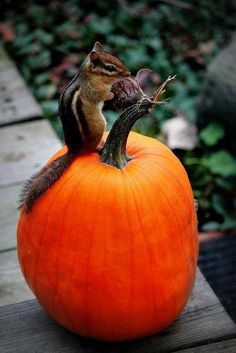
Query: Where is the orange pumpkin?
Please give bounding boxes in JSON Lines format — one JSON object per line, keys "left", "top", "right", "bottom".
{"left": 17, "top": 101, "right": 198, "bottom": 342}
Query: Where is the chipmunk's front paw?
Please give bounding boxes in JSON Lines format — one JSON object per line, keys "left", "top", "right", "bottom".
{"left": 106, "top": 92, "right": 114, "bottom": 100}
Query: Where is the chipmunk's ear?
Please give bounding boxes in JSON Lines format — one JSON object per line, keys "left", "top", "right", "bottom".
{"left": 93, "top": 41, "right": 104, "bottom": 52}
{"left": 89, "top": 50, "right": 102, "bottom": 67}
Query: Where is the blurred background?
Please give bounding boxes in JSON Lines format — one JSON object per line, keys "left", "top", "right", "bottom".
{"left": 0, "top": 0, "right": 236, "bottom": 322}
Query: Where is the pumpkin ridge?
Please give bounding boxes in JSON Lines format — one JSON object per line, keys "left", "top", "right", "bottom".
{"left": 164, "top": 180, "right": 196, "bottom": 281}
{"left": 50, "top": 171, "right": 91, "bottom": 326}
{"left": 32, "top": 195, "right": 58, "bottom": 300}
{"left": 134, "top": 152, "right": 186, "bottom": 172}
{"left": 103, "top": 171, "right": 138, "bottom": 340}
{"left": 130, "top": 164, "right": 190, "bottom": 320}
{"left": 17, "top": 213, "right": 35, "bottom": 280}
{"left": 144, "top": 159, "right": 194, "bottom": 215}
{"left": 52, "top": 163, "right": 105, "bottom": 333}
{"left": 121, "top": 173, "right": 135, "bottom": 337}
{"left": 150, "top": 163, "right": 198, "bottom": 261}
{"left": 82, "top": 168, "right": 109, "bottom": 336}
{"left": 137, "top": 169, "right": 179, "bottom": 326}
{"left": 136, "top": 157, "right": 194, "bottom": 219}
{"left": 144, "top": 192, "right": 179, "bottom": 323}
{"left": 32, "top": 164, "right": 98, "bottom": 304}
{"left": 153, "top": 176, "right": 195, "bottom": 288}
{"left": 126, "top": 172, "right": 157, "bottom": 334}
{"left": 125, "top": 133, "right": 175, "bottom": 158}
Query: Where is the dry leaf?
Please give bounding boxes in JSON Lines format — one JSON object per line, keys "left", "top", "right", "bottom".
{"left": 162, "top": 115, "right": 198, "bottom": 150}
{"left": 0, "top": 22, "right": 15, "bottom": 42}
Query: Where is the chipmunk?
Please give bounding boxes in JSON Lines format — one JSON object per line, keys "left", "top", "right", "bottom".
{"left": 20, "top": 42, "right": 130, "bottom": 213}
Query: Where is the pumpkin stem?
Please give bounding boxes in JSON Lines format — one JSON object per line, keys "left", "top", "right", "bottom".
{"left": 101, "top": 75, "right": 176, "bottom": 168}
{"left": 100, "top": 99, "right": 153, "bottom": 168}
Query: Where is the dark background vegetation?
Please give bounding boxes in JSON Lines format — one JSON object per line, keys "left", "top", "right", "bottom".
{"left": 1, "top": 0, "right": 236, "bottom": 231}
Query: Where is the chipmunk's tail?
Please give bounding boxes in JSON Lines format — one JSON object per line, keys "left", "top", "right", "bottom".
{"left": 19, "top": 152, "right": 75, "bottom": 214}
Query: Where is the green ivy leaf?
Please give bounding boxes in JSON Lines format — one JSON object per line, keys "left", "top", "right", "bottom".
{"left": 212, "top": 194, "right": 227, "bottom": 216}
{"left": 41, "top": 100, "right": 59, "bottom": 117}
{"left": 87, "top": 15, "right": 113, "bottom": 35}
{"left": 16, "top": 43, "right": 42, "bottom": 55}
{"left": 34, "top": 72, "right": 51, "bottom": 85}
{"left": 221, "top": 215, "right": 236, "bottom": 231}
{"left": 107, "top": 35, "right": 131, "bottom": 49}
{"left": 35, "top": 29, "right": 54, "bottom": 45}
{"left": 35, "top": 84, "right": 57, "bottom": 100}
{"left": 26, "top": 50, "right": 51, "bottom": 69}
{"left": 13, "top": 33, "right": 33, "bottom": 48}
{"left": 200, "top": 122, "right": 225, "bottom": 146}
{"left": 215, "top": 177, "right": 235, "bottom": 190}
{"left": 204, "top": 150, "right": 236, "bottom": 177}
{"left": 121, "top": 46, "right": 148, "bottom": 68}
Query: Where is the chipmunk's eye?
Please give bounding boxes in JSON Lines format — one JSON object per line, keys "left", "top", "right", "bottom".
{"left": 106, "top": 65, "right": 117, "bottom": 72}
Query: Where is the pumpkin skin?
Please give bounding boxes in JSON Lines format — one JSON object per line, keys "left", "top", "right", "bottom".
{"left": 17, "top": 131, "right": 198, "bottom": 342}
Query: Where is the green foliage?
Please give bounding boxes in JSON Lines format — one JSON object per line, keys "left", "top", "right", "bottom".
{"left": 205, "top": 150, "right": 236, "bottom": 177}
{"left": 200, "top": 122, "right": 225, "bottom": 146}
{"left": 1, "top": 0, "right": 236, "bottom": 231}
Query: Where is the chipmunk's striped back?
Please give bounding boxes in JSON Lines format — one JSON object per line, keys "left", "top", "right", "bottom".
{"left": 59, "top": 41, "right": 130, "bottom": 153}
{"left": 59, "top": 74, "right": 89, "bottom": 153}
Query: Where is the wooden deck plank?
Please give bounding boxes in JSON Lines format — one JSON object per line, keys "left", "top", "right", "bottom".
{"left": 0, "top": 48, "right": 42, "bottom": 125}
{"left": 0, "top": 270, "right": 235, "bottom": 352}
{"left": 0, "top": 120, "right": 62, "bottom": 187}
{"left": 176, "top": 338, "right": 236, "bottom": 352}
{"left": 0, "top": 183, "right": 22, "bottom": 252}
{"left": 0, "top": 249, "right": 34, "bottom": 306}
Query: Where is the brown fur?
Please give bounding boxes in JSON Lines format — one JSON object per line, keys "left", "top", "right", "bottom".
{"left": 19, "top": 152, "right": 75, "bottom": 213}
{"left": 19, "top": 42, "right": 130, "bottom": 213}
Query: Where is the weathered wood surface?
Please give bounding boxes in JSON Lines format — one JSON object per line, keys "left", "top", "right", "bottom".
{"left": 176, "top": 338, "right": 236, "bottom": 353}
{"left": 0, "top": 183, "right": 22, "bottom": 252}
{"left": 0, "top": 120, "right": 62, "bottom": 187}
{"left": 0, "top": 119, "right": 62, "bottom": 305}
{"left": 0, "top": 119, "right": 62, "bottom": 252}
{"left": 0, "top": 270, "right": 235, "bottom": 353}
{"left": 0, "top": 48, "right": 42, "bottom": 125}
{"left": 0, "top": 250, "right": 34, "bottom": 306}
